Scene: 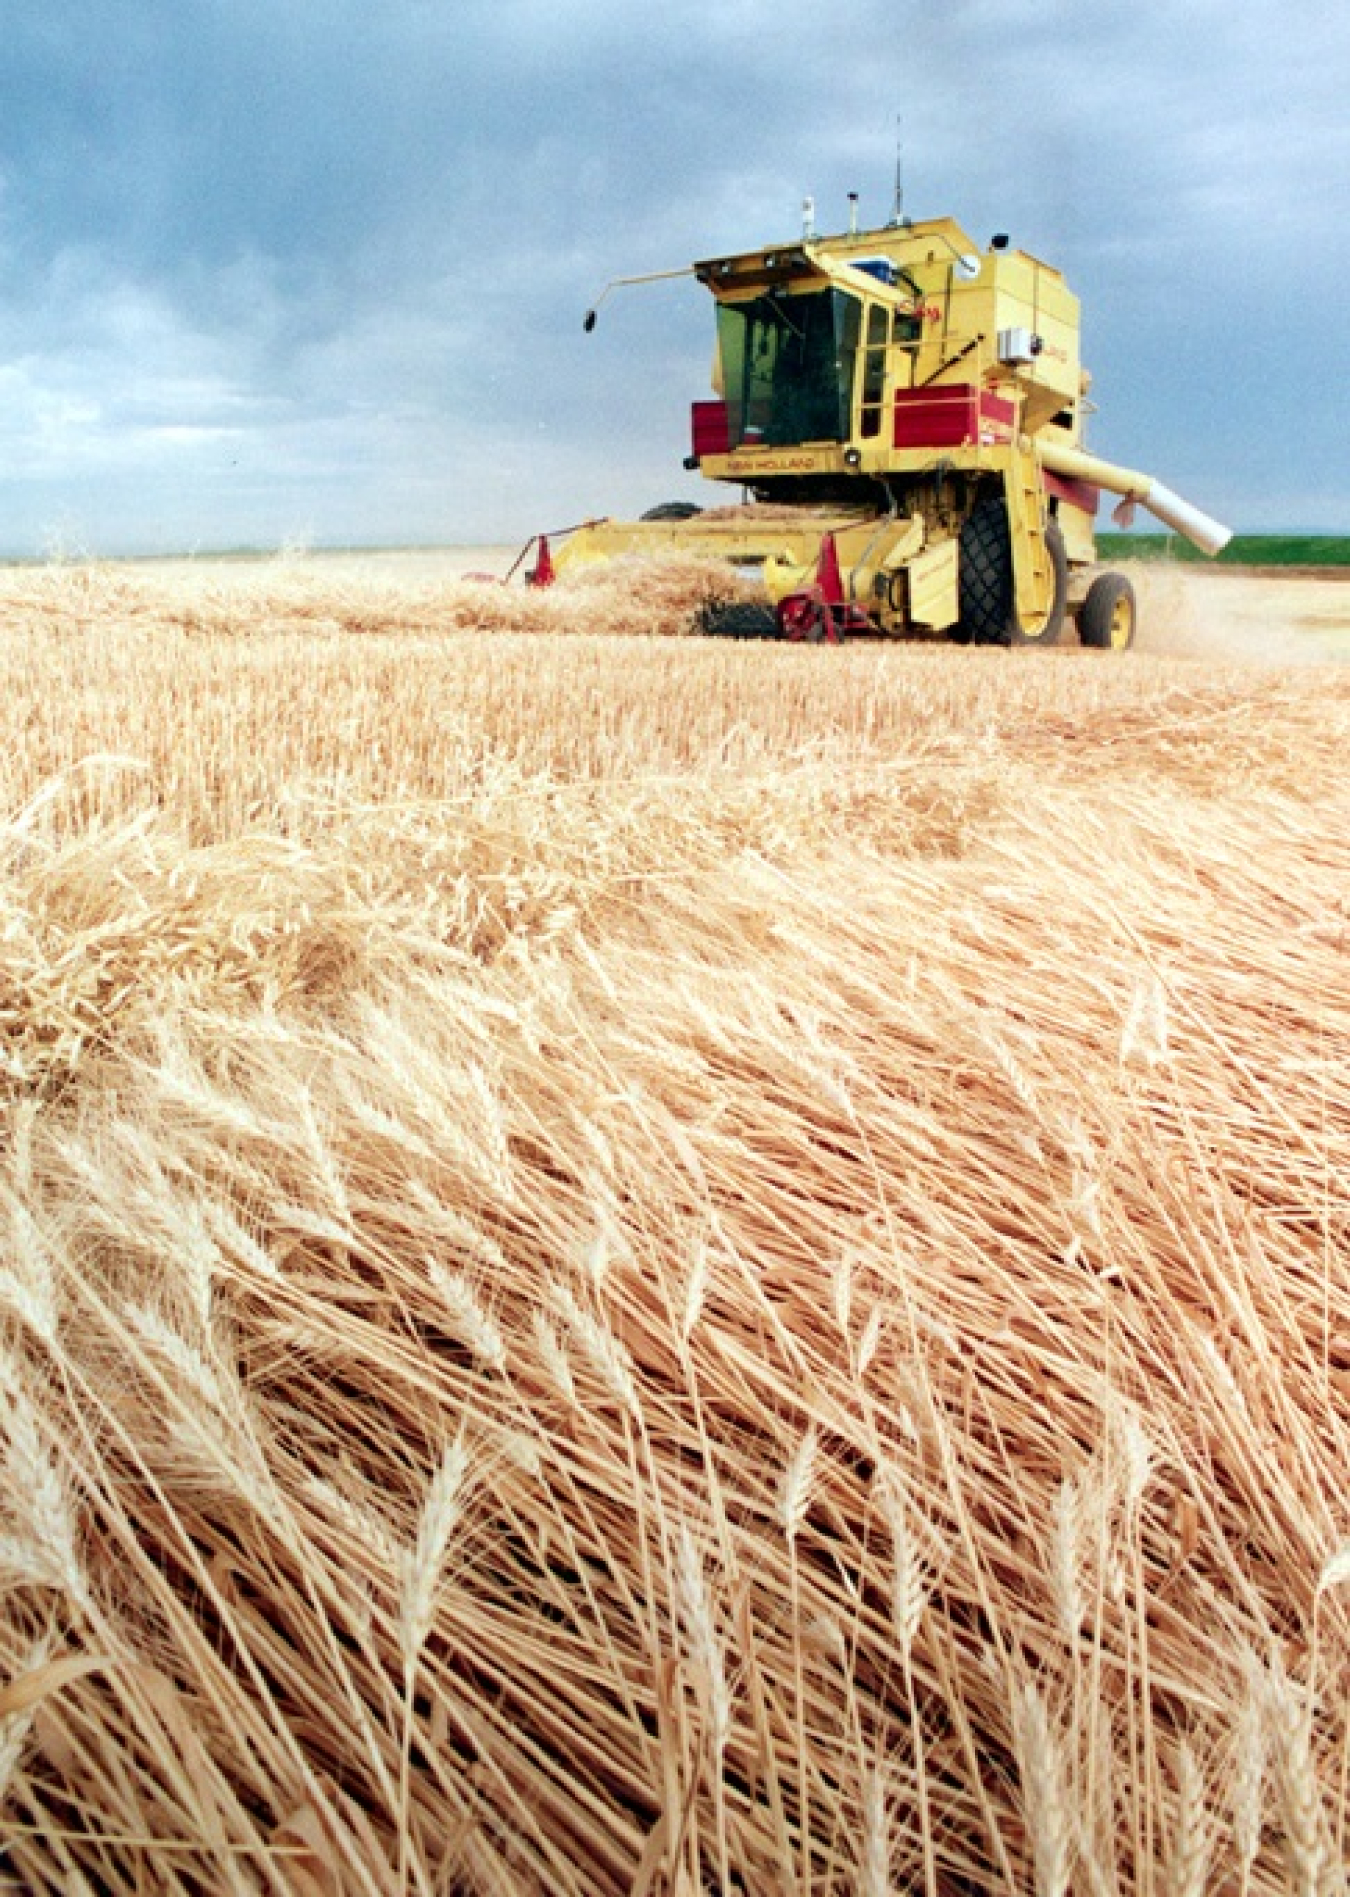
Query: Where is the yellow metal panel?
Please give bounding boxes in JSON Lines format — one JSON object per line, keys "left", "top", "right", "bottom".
{"left": 549, "top": 513, "right": 873, "bottom": 581}
{"left": 875, "top": 515, "right": 925, "bottom": 568}
{"left": 905, "top": 538, "right": 959, "bottom": 631}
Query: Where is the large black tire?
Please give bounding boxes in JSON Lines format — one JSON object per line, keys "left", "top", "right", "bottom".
{"left": 1078, "top": 572, "right": 1137, "bottom": 650}
{"left": 958, "top": 501, "right": 1069, "bottom": 647}
{"left": 640, "top": 501, "right": 703, "bottom": 522}
{"left": 698, "top": 599, "right": 780, "bottom": 640}
{"left": 958, "top": 499, "right": 1016, "bottom": 645}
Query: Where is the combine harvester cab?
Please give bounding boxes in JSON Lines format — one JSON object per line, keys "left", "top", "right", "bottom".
{"left": 538, "top": 211, "right": 1230, "bottom": 647}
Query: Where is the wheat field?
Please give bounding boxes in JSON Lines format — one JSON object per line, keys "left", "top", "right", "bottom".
{"left": 1, "top": 553, "right": 1347, "bottom": 1893}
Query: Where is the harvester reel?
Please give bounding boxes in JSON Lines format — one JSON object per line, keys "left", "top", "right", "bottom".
{"left": 697, "top": 599, "right": 781, "bottom": 640}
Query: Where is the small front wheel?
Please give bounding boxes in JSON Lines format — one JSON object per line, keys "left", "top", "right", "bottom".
{"left": 1078, "top": 572, "right": 1137, "bottom": 650}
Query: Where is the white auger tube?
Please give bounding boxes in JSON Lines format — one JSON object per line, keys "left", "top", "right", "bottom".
{"left": 1134, "top": 479, "right": 1233, "bottom": 557}
{"left": 1038, "top": 441, "right": 1233, "bottom": 557}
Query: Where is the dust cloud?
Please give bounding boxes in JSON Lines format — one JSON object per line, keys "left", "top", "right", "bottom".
{"left": 1128, "top": 563, "right": 1350, "bottom": 666}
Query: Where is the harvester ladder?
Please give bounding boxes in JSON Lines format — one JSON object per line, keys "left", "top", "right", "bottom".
{"left": 1003, "top": 447, "right": 1054, "bottom": 638}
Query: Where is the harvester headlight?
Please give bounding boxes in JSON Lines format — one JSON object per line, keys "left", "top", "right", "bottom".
{"left": 844, "top": 448, "right": 862, "bottom": 469}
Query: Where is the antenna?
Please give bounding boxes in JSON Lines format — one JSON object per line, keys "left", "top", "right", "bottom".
{"left": 891, "top": 114, "right": 904, "bottom": 226}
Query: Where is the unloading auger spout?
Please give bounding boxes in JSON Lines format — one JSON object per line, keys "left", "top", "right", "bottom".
{"left": 1037, "top": 440, "right": 1233, "bottom": 558}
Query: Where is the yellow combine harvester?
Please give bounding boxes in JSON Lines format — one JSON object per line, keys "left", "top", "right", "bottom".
{"left": 533, "top": 208, "right": 1230, "bottom": 646}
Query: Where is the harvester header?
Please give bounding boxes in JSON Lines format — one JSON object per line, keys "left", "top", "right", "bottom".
{"left": 541, "top": 207, "right": 1231, "bottom": 648}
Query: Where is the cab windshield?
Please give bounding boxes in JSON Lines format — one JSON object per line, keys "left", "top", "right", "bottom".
{"left": 716, "top": 288, "right": 861, "bottom": 448}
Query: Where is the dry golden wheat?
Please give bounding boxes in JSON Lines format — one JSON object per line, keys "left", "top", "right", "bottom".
{"left": 0, "top": 555, "right": 1347, "bottom": 1892}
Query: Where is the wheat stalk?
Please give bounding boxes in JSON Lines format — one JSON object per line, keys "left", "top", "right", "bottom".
{"left": 1165, "top": 1743, "right": 1211, "bottom": 1897}
{"left": 399, "top": 1435, "right": 469, "bottom": 1674}
{"left": 425, "top": 1260, "right": 507, "bottom": 1373}
{"left": 1268, "top": 1672, "right": 1327, "bottom": 1896}
{"left": 0, "top": 1630, "right": 55, "bottom": 1800}
{"left": 0, "top": 1193, "right": 59, "bottom": 1346}
{"left": 1013, "top": 1681, "right": 1073, "bottom": 1897}
{"left": 781, "top": 1425, "right": 819, "bottom": 1545}
{"left": 0, "top": 1390, "right": 90, "bottom": 1614}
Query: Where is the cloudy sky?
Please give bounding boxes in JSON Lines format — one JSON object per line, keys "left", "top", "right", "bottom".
{"left": 0, "top": 1, "right": 1346, "bottom": 555}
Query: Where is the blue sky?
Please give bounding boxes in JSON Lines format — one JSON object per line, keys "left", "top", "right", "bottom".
{"left": 0, "top": 0, "right": 1346, "bottom": 554}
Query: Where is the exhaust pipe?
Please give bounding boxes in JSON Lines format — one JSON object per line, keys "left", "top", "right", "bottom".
{"left": 1039, "top": 441, "right": 1232, "bottom": 557}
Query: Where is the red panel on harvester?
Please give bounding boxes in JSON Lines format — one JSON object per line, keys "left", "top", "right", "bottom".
{"left": 691, "top": 401, "right": 730, "bottom": 457}
{"left": 980, "top": 391, "right": 1016, "bottom": 434}
{"left": 1044, "top": 471, "right": 1100, "bottom": 516}
{"left": 894, "top": 385, "right": 978, "bottom": 448}
{"left": 893, "top": 385, "right": 1017, "bottom": 449}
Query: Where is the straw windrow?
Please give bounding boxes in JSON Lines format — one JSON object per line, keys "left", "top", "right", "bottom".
{"left": 0, "top": 555, "right": 1347, "bottom": 1890}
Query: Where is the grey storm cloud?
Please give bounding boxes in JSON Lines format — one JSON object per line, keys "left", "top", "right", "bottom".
{"left": 0, "top": 0, "right": 1346, "bottom": 552}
